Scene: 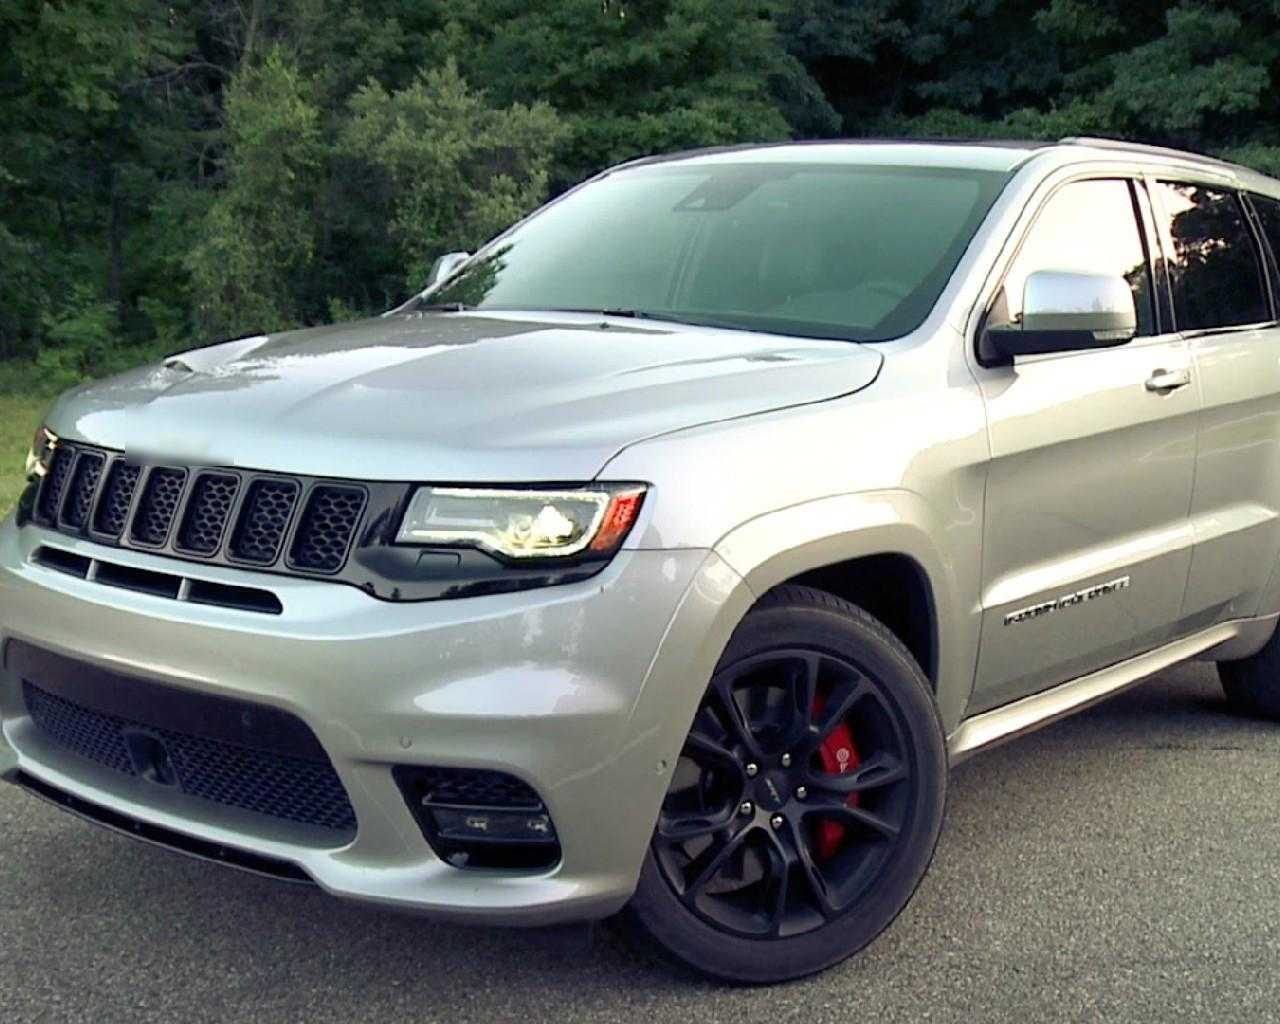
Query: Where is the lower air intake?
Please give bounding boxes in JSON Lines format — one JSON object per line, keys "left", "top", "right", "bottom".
{"left": 12, "top": 640, "right": 358, "bottom": 841}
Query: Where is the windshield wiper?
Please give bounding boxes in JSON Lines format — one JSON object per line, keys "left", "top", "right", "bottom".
{"left": 567, "top": 307, "right": 757, "bottom": 333}
{"left": 414, "top": 301, "right": 471, "bottom": 313}
{"left": 535, "top": 306, "right": 644, "bottom": 318}
{"left": 541, "top": 307, "right": 703, "bottom": 325}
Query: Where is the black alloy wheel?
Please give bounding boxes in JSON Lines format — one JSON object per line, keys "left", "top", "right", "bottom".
{"left": 623, "top": 586, "right": 947, "bottom": 983}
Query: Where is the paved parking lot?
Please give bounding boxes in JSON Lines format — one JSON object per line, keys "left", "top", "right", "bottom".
{"left": 4, "top": 659, "right": 1280, "bottom": 1023}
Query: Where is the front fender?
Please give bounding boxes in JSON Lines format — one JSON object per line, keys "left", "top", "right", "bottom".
{"left": 713, "top": 489, "right": 978, "bottom": 732}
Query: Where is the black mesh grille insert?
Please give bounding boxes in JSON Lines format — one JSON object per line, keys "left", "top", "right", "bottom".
{"left": 37, "top": 446, "right": 76, "bottom": 521}
{"left": 131, "top": 468, "right": 187, "bottom": 546}
{"left": 23, "top": 681, "right": 356, "bottom": 834}
{"left": 411, "top": 767, "right": 544, "bottom": 809}
{"left": 290, "top": 485, "right": 366, "bottom": 572}
{"left": 60, "top": 452, "right": 105, "bottom": 529}
{"left": 230, "top": 479, "right": 299, "bottom": 563}
{"left": 25, "top": 682, "right": 136, "bottom": 776}
{"left": 93, "top": 462, "right": 141, "bottom": 537}
{"left": 177, "top": 473, "right": 240, "bottom": 555}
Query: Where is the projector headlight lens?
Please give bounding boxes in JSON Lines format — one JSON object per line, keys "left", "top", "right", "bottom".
{"left": 396, "top": 485, "right": 646, "bottom": 560}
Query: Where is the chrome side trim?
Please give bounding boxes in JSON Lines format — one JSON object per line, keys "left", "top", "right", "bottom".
{"left": 947, "top": 616, "right": 1275, "bottom": 763}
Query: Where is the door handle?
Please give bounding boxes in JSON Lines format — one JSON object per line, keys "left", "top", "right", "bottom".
{"left": 1145, "top": 368, "right": 1192, "bottom": 394}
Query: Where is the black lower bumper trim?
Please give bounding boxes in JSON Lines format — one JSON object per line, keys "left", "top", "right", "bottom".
{"left": 5, "top": 640, "right": 327, "bottom": 761}
{"left": 11, "top": 770, "right": 313, "bottom": 884}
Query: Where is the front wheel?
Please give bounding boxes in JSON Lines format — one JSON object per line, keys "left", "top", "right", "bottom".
{"left": 623, "top": 586, "right": 947, "bottom": 983}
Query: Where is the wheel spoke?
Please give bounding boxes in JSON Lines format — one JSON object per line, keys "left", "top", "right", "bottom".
{"left": 681, "top": 730, "right": 740, "bottom": 769}
{"left": 682, "top": 827, "right": 750, "bottom": 904}
{"left": 780, "top": 652, "right": 821, "bottom": 748}
{"left": 818, "top": 803, "right": 901, "bottom": 841}
{"left": 657, "top": 811, "right": 734, "bottom": 844}
{"left": 711, "top": 677, "right": 765, "bottom": 760}
{"left": 793, "top": 827, "right": 841, "bottom": 919}
{"left": 812, "top": 676, "right": 872, "bottom": 745}
{"left": 691, "top": 703, "right": 731, "bottom": 746}
{"left": 764, "top": 837, "right": 792, "bottom": 936}
{"left": 808, "top": 751, "right": 907, "bottom": 795}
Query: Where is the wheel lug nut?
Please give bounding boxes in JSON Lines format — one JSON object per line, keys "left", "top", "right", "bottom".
{"left": 796, "top": 786, "right": 807, "bottom": 800}
{"left": 745, "top": 763, "right": 759, "bottom": 777}
{"left": 739, "top": 801, "right": 754, "bottom": 817}
{"left": 781, "top": 753, "right": 792, "bottom": 767}
{"left": 770, "top": 814, "right": 784, "bottom": 830}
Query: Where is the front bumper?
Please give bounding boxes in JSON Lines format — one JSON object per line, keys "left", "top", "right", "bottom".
{"left": 0, "top": 518, "right": 747, "bottom": 924}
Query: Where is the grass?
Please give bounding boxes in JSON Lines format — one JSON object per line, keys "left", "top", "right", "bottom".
{"left": 0, "top": 346, "right": 167, "bottom": 516}
{"left": 0, "top": 392, "right": 53, "bottom": 516}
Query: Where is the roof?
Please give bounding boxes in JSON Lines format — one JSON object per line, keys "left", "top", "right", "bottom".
{"left": 614, "top": 136, "right": 1272, "bottom": 187}
{"left": 620, "top": 139, "right": 1045, "bottom": 173}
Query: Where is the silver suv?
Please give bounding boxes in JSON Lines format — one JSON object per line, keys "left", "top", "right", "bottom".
{"left": 6, "top": 137, "right": 1280, "bottom": 982}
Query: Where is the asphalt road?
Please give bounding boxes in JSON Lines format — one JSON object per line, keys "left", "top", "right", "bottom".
{"left": 4, "top": 659, "right": 1280, "bottom": 1023}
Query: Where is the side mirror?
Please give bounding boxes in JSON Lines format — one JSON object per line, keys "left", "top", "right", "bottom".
{"left": 426, "top": 251, "right": 471, "bottom": 290}
{"left": 986, "top": 269, "right": 1137, "bottom": 361}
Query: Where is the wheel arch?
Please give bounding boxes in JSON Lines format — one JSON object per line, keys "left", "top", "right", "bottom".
{"left": 785, "top": 553, "right": 937, "bottom": 685}
{"left": 712, "top": 490, "right": 976, "bottom": 732}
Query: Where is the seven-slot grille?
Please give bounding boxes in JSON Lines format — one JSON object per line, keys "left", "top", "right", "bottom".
{"left": 33, "top": 441, "right": 366, "bottom": 577}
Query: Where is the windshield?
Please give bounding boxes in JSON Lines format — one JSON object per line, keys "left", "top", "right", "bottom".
{"left": 425, "top": 161, "right": 1010, "bottom": 342}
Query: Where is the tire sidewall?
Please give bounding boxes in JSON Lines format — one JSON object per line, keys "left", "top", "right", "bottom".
{"left": 626, "top": 592, "right": 949, "bottom": 983}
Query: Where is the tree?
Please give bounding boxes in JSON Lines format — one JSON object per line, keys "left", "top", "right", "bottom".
{"left": 339, "top": 60, "right": 566, "bottom": 297}
{"left": 11, "top": 0, "right": 1280, "bottom": 375}
{"left": 185, "top": 48, "right": 324, "bottom": 338}
{"left": 0, "top": 0, "right": 195, "bottom": 358}
{"left": 431, "top": 0, "right": 809, "bottom": 185}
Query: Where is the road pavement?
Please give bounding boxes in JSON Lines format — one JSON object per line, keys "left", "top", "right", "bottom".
{"left": 3, "top": 659, "right": 1280, "bottom": 1022}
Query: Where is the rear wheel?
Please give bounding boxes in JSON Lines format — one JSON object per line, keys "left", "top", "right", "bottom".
{"left": 1218, "top": 622, "right": 1280, "bottom": 718}
{"left": 624, "top": 586, "right": 947, "bottom": 983}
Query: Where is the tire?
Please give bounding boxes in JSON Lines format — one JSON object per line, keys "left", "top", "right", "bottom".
{"left": 622, "top": 585, "right": 948, "bottom": 983}
{"left": 1218, "top": 622, "right": 1280, "bottom": 718}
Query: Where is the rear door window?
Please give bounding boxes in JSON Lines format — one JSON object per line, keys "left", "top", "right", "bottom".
{"left": 1247, "top": 192, "right": 1280, "bottom": 287}
{"left": 1150, "top": 182, "right": 1270, "bottom": 331}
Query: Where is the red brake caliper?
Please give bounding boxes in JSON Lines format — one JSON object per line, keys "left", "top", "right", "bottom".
{"left": 811, "top": 689, "right": 860, "bottom": 861}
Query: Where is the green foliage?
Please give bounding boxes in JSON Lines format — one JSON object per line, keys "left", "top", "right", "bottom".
{"left": 187, "top": 49, "right": 325, "bottom": 338}
{"left": 9, "top": 0, "right": 1280, "bottom": 393}
{"left": 340, "top": 60, "right": 566, "bottom": 287}
{"left": 0, "top": 392, "right": 49, "bottom": 517}
{"left": 433, "top": 0, "right": 802, "bottom": 183}
{"left": 849, "top": 1, "right": 1280, "bottom": 154}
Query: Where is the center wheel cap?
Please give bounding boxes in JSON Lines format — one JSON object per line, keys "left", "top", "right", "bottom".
{"left": 755, "top": 770, "right": 791, "bottom": 811}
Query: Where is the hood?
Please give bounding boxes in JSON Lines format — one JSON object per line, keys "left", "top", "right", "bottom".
{"left": 49, "top": 311, "right": 883, "bottom": 481}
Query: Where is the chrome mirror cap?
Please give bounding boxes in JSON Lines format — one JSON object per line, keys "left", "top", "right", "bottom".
{"left": 987, "top": 269, "right": 1138, "bottom": 361}
{"left": 1021, "top": 269, "right": 1137, "bottom": 340}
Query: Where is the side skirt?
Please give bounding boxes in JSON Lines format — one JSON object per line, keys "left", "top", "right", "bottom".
{"left": 947, "top": 613, "right": 1280, "bottom": 764}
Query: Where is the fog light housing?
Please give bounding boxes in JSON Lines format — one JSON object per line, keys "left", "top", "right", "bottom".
{"left": 393, "top": 765, "right": 561, "bottom": 870}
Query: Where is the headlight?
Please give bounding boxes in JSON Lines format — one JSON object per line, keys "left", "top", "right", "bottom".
{"left": 24, "top": 426, "right": 57, "bottom": 481}
{"left": 396, "top": 484, "right": 646, "bottom": 560}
